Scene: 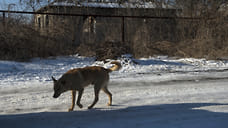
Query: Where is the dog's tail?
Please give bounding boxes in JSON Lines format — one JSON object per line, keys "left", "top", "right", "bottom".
{"left": 107, "top": 61, "right": 122, "bottom": 72}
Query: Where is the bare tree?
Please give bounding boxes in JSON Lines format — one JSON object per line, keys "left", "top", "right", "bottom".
{"left": 174, "top": 0, "right": 228, "bottom": 17}
{"left": 19, "top": 0, "right": 52, "bottom": 11}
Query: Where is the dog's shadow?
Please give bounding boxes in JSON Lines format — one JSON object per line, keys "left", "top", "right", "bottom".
{"left": 1, "top": 103, "right": 228, "bottom": 128}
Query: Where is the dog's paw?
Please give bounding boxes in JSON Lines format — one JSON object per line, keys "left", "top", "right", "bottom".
{"left": 68, "top": 108, "right": 74, "bottom": 112}
{"left": 107, "top": 103, "right": 112, "bottom": 106}
{"left": 77, "top": 104, "right": 83, "bottom": 108}
{"left": 88, "top": 106, "right": 93, "bottom": 109}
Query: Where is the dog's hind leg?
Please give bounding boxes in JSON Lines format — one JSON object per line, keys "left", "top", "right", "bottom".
{"left": 68, "top": 90, "right": 76, "bottom": 112}
{"left": 88, "top": 85, "right": 101, "bottom": 109}
{"left": 102, "top": 86, "right": 112, "bottom": 106}
{"left": 77, "top": 88, "right": 84, "bottom": 108}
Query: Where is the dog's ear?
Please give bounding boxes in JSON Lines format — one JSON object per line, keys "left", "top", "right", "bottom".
{"left": 52, "top": 76, "right": 57, "bottom": 83}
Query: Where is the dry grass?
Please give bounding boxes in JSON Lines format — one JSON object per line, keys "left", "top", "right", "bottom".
{"left": 0, "top": 20, "right": 76, "bottom": 61}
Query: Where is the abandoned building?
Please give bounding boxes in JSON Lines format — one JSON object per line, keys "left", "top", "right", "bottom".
{"left": 34, "top": 0, "right": 181, "bottom": 46}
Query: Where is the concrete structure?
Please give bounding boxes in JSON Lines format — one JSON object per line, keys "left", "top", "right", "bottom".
{"left": 35, "top": 0, "right": 180, "bottom": 46}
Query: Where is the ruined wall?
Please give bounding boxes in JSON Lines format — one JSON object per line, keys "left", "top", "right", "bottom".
{"left": 35, "top": 6, "right": 179, "bottom": 48}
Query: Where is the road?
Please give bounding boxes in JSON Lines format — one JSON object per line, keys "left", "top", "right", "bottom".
{"left": 0, "top": 78, "right": 228, "bottom": 128}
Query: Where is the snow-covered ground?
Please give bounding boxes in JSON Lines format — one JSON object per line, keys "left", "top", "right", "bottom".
{"left": 0, "top": 55, "right": 228, "bottom": 128}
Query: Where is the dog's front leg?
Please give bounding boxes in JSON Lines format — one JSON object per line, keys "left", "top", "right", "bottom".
{"left": 88, "top": 86, "right": 100, "bottom": 109}
{"left": 68, "top": 90, "right": 76, "bottom": 112}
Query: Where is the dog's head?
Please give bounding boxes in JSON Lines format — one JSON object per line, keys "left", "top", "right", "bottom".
{"left": 52, "top": 76, "right": 67, "bottom": 98}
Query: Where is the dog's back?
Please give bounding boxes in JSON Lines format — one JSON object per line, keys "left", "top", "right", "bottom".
{"left": 78, "top": 66, "right": 110, "bottom": 86}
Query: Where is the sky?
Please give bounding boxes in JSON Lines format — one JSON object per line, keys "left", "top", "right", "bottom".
{"left": 0, "top": 0, "right": 21, "bottom": 10}
{"left": 0, "top": 0, "right": 50, "bottom": 10}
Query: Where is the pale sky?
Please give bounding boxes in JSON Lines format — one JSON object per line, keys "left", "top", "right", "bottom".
{"left": 0, "top": 0, "right": 20, "bottom": 10}
{"left": 0, "top": 0, "right": 50, "bottom": 11}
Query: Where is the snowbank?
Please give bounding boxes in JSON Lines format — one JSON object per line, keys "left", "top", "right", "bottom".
{"left": 1, "top": 55, "right": 228, "bottom": 87}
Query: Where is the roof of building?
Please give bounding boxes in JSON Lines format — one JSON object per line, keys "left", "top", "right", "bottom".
{"left": 50, "top": 0, "right": 176, "bottom": 9}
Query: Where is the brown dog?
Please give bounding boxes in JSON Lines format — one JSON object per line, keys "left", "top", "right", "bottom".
{"left": 52, "top": 61, "right": 121, "bottom": 111}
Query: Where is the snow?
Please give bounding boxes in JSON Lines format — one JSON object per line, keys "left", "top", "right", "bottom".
{"left": 0, "top": 54, "right": 228, "bottom": 128}
{"left": 51, "top": 0, "right": 173, "bottom": 9}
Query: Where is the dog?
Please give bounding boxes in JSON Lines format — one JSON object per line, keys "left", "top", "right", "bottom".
{"left": 51, "top": 61, "right": 121, "bottom": 112}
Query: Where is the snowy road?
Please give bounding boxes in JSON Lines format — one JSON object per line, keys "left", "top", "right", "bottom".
{"left": 0, "top": 55, "right": 228, "bottom": 128}
{"left": 0, "top": 78, "right": 228, "bottom": 128}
